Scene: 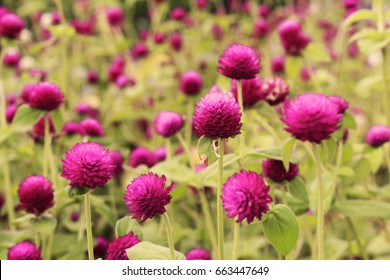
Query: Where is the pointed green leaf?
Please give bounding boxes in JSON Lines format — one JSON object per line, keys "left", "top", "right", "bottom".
{"left": 115, "top": 216, "right": 143, "bottom": 240}
{"left": 12, "top": 105, "right": 44, "bottom": 129}
{"left": 342, "top": 10, "right": 377, "bottom": 29}
{"left": 126, "top": 241, "right": 186, "bottom": 260}
{"left": 282, "top": 138, "right": 296, "bottom": 170}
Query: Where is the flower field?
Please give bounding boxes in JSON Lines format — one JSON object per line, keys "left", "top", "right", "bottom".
{"left": 1, "top": 0, "right": 390, "bottom": 261}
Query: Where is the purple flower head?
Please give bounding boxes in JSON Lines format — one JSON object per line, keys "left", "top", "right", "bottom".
{"left": 75, "top": 103, "right": 100, "bottom": 119}
{"left": 153, "top": 32, "right": 166, "bottom": 44}
{"left": 262, "top": 159, "right": 299, "bottom": 182}
{"left": 271, "top": 56, "right": 285, "bottom": 74}
{"left": 107, "top": 7, "right": 124, "bottom": 27}
{"left": 94, "top": 237, "right": 109, "bottom": 259}
{"left": 154, "top": 147, "right": 167, "bottom": 162}
{"left": 222, "top": 170, "right": 272, "bottom": 224}
{"left": 212, "top": 24, "right": 224, "bottom": 41}
{"left": 261, "top": 77, "right": 289, "bottom": 106}
{"left": 106, "top": 232, "right": 140, "bottom": 260}
{"left": 231, "top": 77, "right": 265, "bottom": 108}
{"left": 278, "top": 20, "right": 310, "bottom": 56}
{"left": 193, "top": 89, "right": 242, "bottom": 139}
{"left": 0, "top": 13, "right": 24, "bottom": 39}
{"left": 62, "top": 121, "right": 85, "bottom": 136}
{"left": 154, "top": 111, "right": 183, "bottom": 138}
{"left": 170, "top": 7, "right": 187, "bottom": 21}
{"left": 218, "top": 44, "right": 261, "bottom": 80}
{"left": 128, "top": 147, "right": 157, "bottom": 168}
{"left": 20, "top": 83, "right": 35, "bottom": 104}
{"left": 170, "top": 32, "right": 183, "bottom": 51}
{"left": 328, "top": 95, "right": 349, "bottom": 114}
{"left": 18, "top": 175, "right": 54, "bottom": 216}
{"left": 115, "top": 74, "right": 135, "bottom": 89}
{"left": 180, "top": 71, "right": 203, "bottom": 96}
{"left": 80, "top": 118, "right": 104, "bottom": 137}
{"left": 51, "top": 11, "right": 61, "bottom": 25}
{"left": 124, "top": 172, "right": 174, "bottom": 223}
{"left": 6, "top": 103, "right": 17, "bottom": 124}
{"left": 61, "top": 142, "right": 115, "bottom": 189}
{"left": 87, "top": 70, "right": 99, "bottom": 84}
{"left": 253, "top": 19, "right": 269, "bottom": 39}
{"left": 3, "top": 51, "right": 20, "bottom": 67}
{"left": 29, "top": 69, "right": 47, "bottom": 81}
{"left": 196, "top": 0, "right": 208, "bottom": 9}
{"left": 130, "top": 43, "right": 149, "bottom": 59}
{"left": 186, "top": 248, "right": 212, "bottom": 260}
{"left": 71, "top": 18, "right": 95, "bottom": 36}
{"left": 281, "top": 93, "right": 343, "bottom": 144}
{"left": 258, "top": 5, "right": 270, "bottom": 17}
{"left": 26, "top": 82, "right": 64, "bottom": 111}
{"left": 366, "top": 125, "right": 390, "bottom": 147}
{"left": 32, "top": 115, "right": 55, "bottom": 141}
{"left": 110, "top": 150, "right": 124, "bottom": 178}
{"left": 70, "top": 211, "right": 80, "bottom": 222}
{"left": 108, "top": 57, "right": 125, "bottom": 82}
{"left": 8, "top": 241, "right": 42, "bottom": 260}
{"left": 343, "top": 0, "right": 359, "bottom": 10}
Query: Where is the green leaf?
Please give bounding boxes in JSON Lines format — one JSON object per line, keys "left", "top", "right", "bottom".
{"left": 12, "top": 105, "right": 44, "bottom": 129}
{"left": 64, "top": 185, "right": 91, "bottom": 199}
{"left": 196, "top": 135, "right": 213, "bottom": 162}
{"left": 342, "top": 113, "right": 357, "bottom": 130}
{"left": 342, "top": 10, "right": 377, "bottom": 29}
{"left": 333, "top": 200, "right": 390, "bottom": 219}
{"left": 30, "top": 215, "right": 57, "bottom": 236}
{"left": 91, "top": 196, "right": 116, "bottom": 228}
{"left": 365, "top": 147, "right": 383, "bottom": 173}
{"left": 303, "top": 42, "right": 330, "bottom": 63}
{"left": 282, "top": 138, "right": 296, "bottom": 170}
{"left": 115, "top": 216, "right": 143, "bottom": 240}
{"left": 288, "top": 178, "right": 309, "bottom": 205}
{"left": 262, "top": 205, "right": 299, "bottom": 256}
{"left": 50, "top": 110, "right": 64, "bottom": 133}
{"left": 126, "top": 241, "right": 186, "bottom": 260}
{"left": 246, "top": 147, "right": 284, "bottom": 161}
{"left": 151, "top": 160, "right": 196, "bottom": 184}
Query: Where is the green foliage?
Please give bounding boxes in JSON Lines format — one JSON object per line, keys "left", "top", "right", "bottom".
{"left": 126, "top": 241, "right": 186, "bottom": 260}
{"left": 115, "top": 216, "right": 143, "bottom": 240}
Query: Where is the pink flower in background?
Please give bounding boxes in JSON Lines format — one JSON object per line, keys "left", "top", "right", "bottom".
{"left": 278, "top": 20, "right": 310, "bottom": 56}
{"left": 231, "top": 77, "right": 265, "bottom": 108}
{"left": 80, "top": 118, "right": 104, "bottom": 137}
{"left": 8, "top": 241, "right": 42, "bottom": 260}
{"left": 261, "top": 77, "right": 289, "bottom": 106}
{"left": 25, "top": 82, "right": 64, "bottom": 111}
{"left": 110, "top": 150, "right": 124, "bottom": 178}
{"left": 180, "top": 71, "right": 203, "bottom": 96}
{"left": 0, "top": 13, "right": 24, "bottom": 39}
{"left": 186, "top": 248, "right": 212, "bottom": 260}
{"left": 271, "top": 56, "right": 285, "bottom": 74}
{"left": 63, "top": 121, "right": 84, "bottom": 137}
{"left": 128, "top": 147, "right": 157, "bottom": 168}
{"left": 262, "top": 159, "right": 299, "bottom": 182}
{"left": 154, "top": 111, "right": 183, "bottom": 138}
{"left": 106, "top": 232, "right": 140, "bottom": 260}
{"left": 366, "top": 125, "right": 390, "bottom": 147}
{"left": 106, "top": 6, "right": 124, "bottom": 27}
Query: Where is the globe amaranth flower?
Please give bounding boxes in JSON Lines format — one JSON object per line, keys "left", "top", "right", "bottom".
{"left": 128, "top": 147, "right": 157, "bottom": 168}
{"left": 221, "top": 170, "right": 272, "bottom": 224}
{"left": 366, "top": 125, "right": 390, "bottom": 147}
{"left": 87, "top": 70, "right": 99, "bottom": 84}
{"left": 271, "top": 56, "right": 285, "bottom": 74}
{"left": 32, "top": 114, "right": 55, "bottom": 141}
{"left": 153, "top": 32, "right": 166, "bottom": 44}
{"left": 154, "top": 147, "right": 167, "bottom": 162}
{"left": 281, "top": 93, "right": 343, "bottom": 144}
{"left": 70, "top": 211, "right": 80, "bottom": 222}
{"left": 186, "top": 248, "right": 212, "bottom": 260}
{"left": 75, "top": 103, "right": 100, "bottom": 119}
{"left": 278, "top": 20, "right": 310, "bottom": 56}
{"left": 110, "top": 150, "right": 124, "bottom": 178}
{"left": 170, "top": 7, "right": 187, "bottom": 21}
{"left": 180, "top": 71, "right": 203, "bottom": 96}
{"left": 170, "top": 32, "right": 182, "bottom": 51}
{"left": 124, "top": 172, "right": 174, "bottom": 223}
{"left": 261, "top": 77, "right": 289, "bottom": 106}
{"left": 6, "top": 103, "right": 17, "bottom": 124}
{"left": 18, "top": 175, "right": 54, "bottom": 216}
{"left": 193, "top": 89, "right": 242, "bottom": 139}
{"left": 262, "top": 159, "right": 299, "bottom": 183}
{"left": 115, "top": 74, "right": 135, "bottom": 89}
{"left": 8, "top": 241, "right": 42, "bottom": 260}
{"left": 231, "top": 77, "right": 265, "bottom": 108}
{"left": 3, "top": 51, "right": 20, "bottom": 67}
{"left": 62, "top": 121, "right": 85, "bottom": 136}
{"left": 196, "top": 0, "right": 208, "bottom": 9}
{"left": 0, "top": 13, "right": 24, "bottom": 39}
{"left": 26, "top": 82, "right": 64, "bottom": 111}
{"left": 328, "top": 95, "right": 349, "bottom": 114}
{"left": 218, "top": 44, "right": 261, "bottom": 80}
{"left": 94, "top": 237, "right": 109, "bottom": 259}
{"left": 154, "top": 111, "right": 183, "bottom": 138}
{"left": 212, "top": 24, "right": 223, "bottom": 41}
{"left": 108, "top": 57, "right": 125, "bottom": 82}
{"left": 130, "top": 43, "right": 149, "bottom": 59}
{"left": 71, "top": 18, "right": 95, "bottom": 36}
{"left": 61, "top": 142, "right": 115, "bottom": 189}
{"left": 253, "top": 19, "right": 269, "bottom": 39}
{"left": 106, "top": 232, "right": 140, "bottom": 260}
{"left": 106, "top": 6, "right": 124, "bottom": 27}
{"left": 80, "top": 118, "right": 104, "bottom": 137}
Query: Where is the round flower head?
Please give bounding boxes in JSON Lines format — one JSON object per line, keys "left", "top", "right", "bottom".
{"left": 115, "top": 74, "right": 135, "bottom": 89}
{"left": 6, "top": 103, "right": 17, "bottom": 124}
{"left": 21, "top": 83, "right": 36, "bottom": 104}
{"left": 153, "top": 32, "right": 166, "bottom": 44}
{"left": 110, "top": 150, "right": 124, "bottom": 178}
{"left": 262, "top": 159, "right": 299, "bottom": 182}
{"left": 18, "top": 175, "right": 54, "bottom": 216}
{"left": 62, "top": 121, "right": 85, "bottom": 136}
{"left": 106, "top": 6, "right": 124, "bottom": 27}
{"left": 196, "top": 0, "right": 208, "bottom": 9}
{"left": 106, "top": 232, "right": 140, "bottom": 260}
{"left": 231, "top": 77, "right": 265, "bottom": 108}
{"left": 3, "top": 51, "right": 20, "bottom": 67}
{"left": 212, "top": 24, "right": 223, "bottom": 41}
{"left": 124, "top": 172, "right": 174, "bottom": 223}
{"left": 261, "top": 77, "right": 289, "bottom": 106}
{"left": 32, "top": 115, "right": 55, "bottom": 141}
{"left": 0, "top": 191, "right": 5, "bottom": 211}
{"left": 222, "top": 170, "right": 272, "bottom": 224}
{"left": 128, "top": 147, "right": 157, "bottom": 168}
{"left": 193, "top": 89, "right": 242, "bottom": 139}
{"left": 70, "top": 211, "right": 80, "bottom": 222}
{"left": 108, "top": 57, "right": 125, "bottom": 82}
{"left": 281, "top": 93, "right": 343, "bottom": 144}
{"left": 278, "top": 20, "right": 310, "bottom": 56}
{"left": 170, "top": 7, "right": 187, "bottom": 21}
{"left": 186, "top": 248, "right": 212, "bottom": 260}
{"left": 0, "top": 13, "right": 24, "bottom": 39}
{"left": 71, "top": 18, "right": 95, "bottom": 36}
{"left": 329, "top": 95, "right": 349, "bottom": 114}
{"left": 61, "top": 142, "right": 115, "bottom": 189}
{"left": 180, "top": 71, "right": 203, "bottom": 96}
{"left": 154, "top": 111, "right": 183, "bottom": 138}
{"left": 154, "top": 147, "right": 167, "bottom": 162}
{"left": 26, "top": 82, "right": 64, "bottom": 111}
{"left": 87, "top": 70, "right": 99, "bottom": 84}
{"left": 218, "top": 44, "right": 261, "bottom": 80}
{"left": 253, "top": 19, "right": 269, "bottom": 39}
{"left": 130, "top": 43, "right": 149, "bottom": 59}
{"left": 80, "top": 118, "right": 104, "bottom": 137}
{"left": 94, "top": 237, "right": 109, "bottom": 259}
{"left": 8, "top": 241, "right": 42, "bottom": 260}
{"left": 170, "top": 32, "right": 182, "bottom": 51}
{"left": 271, "top": 56, "right": 285, "bottom": 74}
{"left": 75, "top": 103, "right": 100, "bottom": 119}
{"left": 365, "top": 125, "right": 390, "bottom": 147}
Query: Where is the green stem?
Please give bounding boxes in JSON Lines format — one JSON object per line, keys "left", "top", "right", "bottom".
{"left": 0, "top": 79, "right": 7, "bottom": 128}
{"left": 217, "top": 138, "right": 225, "bottom": 260}
{"left": 346, "top": 217, "right": 368, "bottom": 260}
{"left": 382, "top": 47, "right": 390, "bottom": 125}
{"left": 2, "top": 151, "right": 15, "bottom": 230}
{"left": 84, "top": 192, "right": 94, "bottom": 260}
{"left": 199, "top": 188, "right": 217, "bottom": 253}
{"left": 312, "top": 144, "right": 325, "bottom": 260}
{"left": 162, "top": 213, "right": 175, "bottom": 260}
{"left": 237, "top": 80, "right": 245, "bottom": 157}
{"left": 43, "top": 113, "right": 50, "bottom": 178}
{"left": 165, "top": 138, "right": 172, "bottom": 161}
{"left": 231, "top": 222, "right": 240, "bottom": 260}
{"left": 176, "top": 132, "right": 194, "bottom": 169}
{"left": 45, "top": 234, "right": 53, "bottom": 260}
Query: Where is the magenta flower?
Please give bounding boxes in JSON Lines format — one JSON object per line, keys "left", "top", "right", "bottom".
{"left": 110, "top": 150, "right": 124, "bottom": 178}
{"left": 222, "top": 170, "right": 272, "bottom": 224}
{"left": 154, "top": 147, "right": 167, "bottom": 162}
{"left": 106, "top": 7, "right": 124, "bottom": 27}
{"left": 124, "top": 172, "right": 174, "bottom": 223}
{"left": 94, "top": 237, "right": 109, "bottom": 259}
{"left": 115, "top": 74, "right": 135, "bottom": 89}
{"left": 61, "top": 142, "right": 115, "bottom": 189}
{"left": 18, "top": 175, "right": 54, "bottom": 216}
{"left": 106, "top": 232, "right": 140, "bottom": 260}
{"left": 212, "top": 24, "right": 224, "bottom": 41}
{"left": 62, "top": 121, "right": 85, "bottom": 136}
{"left": 186, "top": 248, "right": 212, "bottom": 260}
{"left": 8, "top": 241, "right": 42, "bottom": 260}
{"left": 130, "top": 43, "right": 149, "bottom": 59}
{"left": 70, "top": 211, "right": 80, "bottom": 222}
{"left": 271, "top": 56, "right": 285, "bottom": 74}
{"left": 51, "top": 11, "right": 61, "bottom": 25}
{"left": 193, "top": 89, "right": 242, "bottom": 139}
{"left": 153, "top": 32, "right": 166, "bottom": 44}
{"left": 180, "top": 71, "right": 203, "bottom": 96}
{"left": 6, "top": 103, "right": 17, "bottom": 124}
{"left": 170, "top": 7, "right": 187, "bottom": 21}
{"left": 3, "top": 51, "right": 20, "bottom": 67}
{"left": 231, "top": 77, "right": 265, "bottom": 108}
{"left": 261, "top": 77, "right": 289, "bottom": 106}
{"left": 128, "top": 147, "right": 157, "bottom": 168}
{"left": 32, "top": 114, "right": 55, "bottom": 141}
{"left": 87, "top": 70, "right": 99, "bottom": 84}
{"left": 71, "top": 18, "right": 95, "bottom": 36}
{"left": 281, "top": 93, "right": 343, "bottom": 144}
{"left": 366, "top": 125, "right": 390, "bottom": 147}
{"left": 154, "top": 111, "right": 183, "bottom": 138}
{"left": 253, "top": 19, "right": 269, "bottom": 39}
{"left": 108, "top": 57, "right": 125, "bottom": 82}
{"left": 0, "top": 13, "right": 24, "bottom": 39}
{"left": 26, "top": 82, "right": 64, "bottom": 111}
{"left": 262, "top": 159, "right": 299, "bottom": 183}
{"left": 258, "top": 5, "right": 270, "bottom": 17}
{"left": 218, "top": 44, "right": 261, "bottom": 80}
{"left": 75, "top": 103, "right": 100, "bottom": 119}
{"left": 278, "top": 20, "right": 310, "bottom": 56}
{"left": 328, "top": 95, "right": 349, "bottom": 114}
{"left": 80, "top": 118, "right": 104, "bottom": 137}
{"left": 170, "top": 32, "right": 183, "bottom": 51}
{"left": 0, "top": 192, "right": 4, "bottom": 211}
{"left": 196, "top": 0, "right": 208, "bottom": 9}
